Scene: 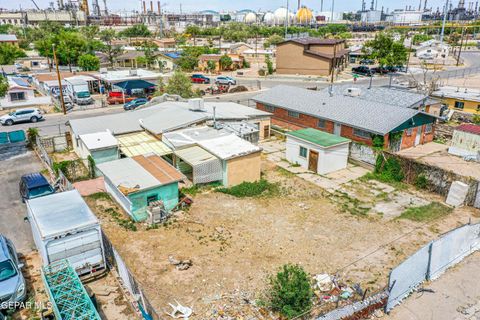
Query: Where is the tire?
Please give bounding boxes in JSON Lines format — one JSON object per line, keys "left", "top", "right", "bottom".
{"left": 5, "top": 119, "right": 13, "bottom": 126}
{"left": 30, "top": 116, "right": 38, "bottom": 123}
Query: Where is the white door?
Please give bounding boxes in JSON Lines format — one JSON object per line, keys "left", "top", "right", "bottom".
{"left": 334, "top": 123, "right": 342, "bottom": 135}
{"left": 415, "top": 127, "right": 422, "bottom": 146}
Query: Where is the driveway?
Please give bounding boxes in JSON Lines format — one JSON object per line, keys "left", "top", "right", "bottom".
{"left": 0, "top": 145, "right": 43, "bottom": 253}
{"left": 388, "top": 252, "right": 480, "bottom": 320}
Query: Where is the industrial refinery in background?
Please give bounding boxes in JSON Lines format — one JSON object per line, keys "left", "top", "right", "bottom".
{"left": 0, "top": 0, "right": 479, "bottom": 29}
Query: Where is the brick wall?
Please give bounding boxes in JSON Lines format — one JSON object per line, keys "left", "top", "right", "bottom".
{"left": 341, "top": 125, "right": 373, "bottom": 146}
{"left": 400, "top": 124, "right": 435, "bottom": 149}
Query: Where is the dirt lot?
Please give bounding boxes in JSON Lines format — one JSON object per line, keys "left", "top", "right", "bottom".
{"left": 87, "top": 159, "right": 480, "bottom": 318}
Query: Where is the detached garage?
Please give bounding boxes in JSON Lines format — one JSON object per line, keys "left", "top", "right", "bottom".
{"left": 286, "top": 128, "right": 351, "bottom": 175}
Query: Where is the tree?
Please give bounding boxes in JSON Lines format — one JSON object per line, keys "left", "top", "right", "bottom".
{"left": 0, "top": 75, "right": 8, "bottom": 98}
{"left": 119, "top": 24, "right": 151, "bottom": 38}
{"left": 56, "top": 30, "right": 88, "bottom": 71}
{"left": 265, "top": 55, "right": 274, "bottom": 75}
{"left": 206, "top": 60, "right": 216, "bottom": 73}
{"left": 363, "top": 33, "right": 408, "bottom": 67}
{"left": 78, "top": 54, "right": 100, "bottom": 71}
{"left": 99, "top": 29, "right": 120, "bottom": 67}
{"left": 266, "top": 264, "right": 313, "bottom": 319}
{"left": 264, "top": 34, "right": 284, "bottom": 49}
{"left": 139, "top": 41, "right": 159, "bottom": 68}
{"left": 0, "top": 44, "right": 26, "bottom": 64}
{"left": 448, "top": 32, "right": 461, "bottom": 46}
{"left": 219, "top": 54, "right": 233, "bottom": 71}
{"left": 185, "top": 25, "right": 201, "bottom": 46}
{"left": 165, "top": 70, "right": 197, "bottom": 98}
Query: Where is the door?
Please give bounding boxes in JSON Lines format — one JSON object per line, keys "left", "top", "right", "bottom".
{"left": 263, "top": 125, "right": 270, "bottom": 139}
{"left": 334, "top": 123, "right": 342, "bottom": 135}
{"left": 415, "top": 127, "right": 422, "bottom": 146}
{"left": 308, "top": 150, "right": 319, "bottom": 173}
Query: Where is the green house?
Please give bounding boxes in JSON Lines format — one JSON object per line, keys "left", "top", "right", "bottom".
{"left": 78, "top": 131, "right": 119, "bottom": 176}
{"left": 97, "top": 154, "right": 184, "bottom": 222}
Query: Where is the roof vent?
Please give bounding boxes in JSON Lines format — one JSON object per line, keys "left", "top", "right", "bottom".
{"left": 344, "top": 87, "right": 362, "bottom": 97}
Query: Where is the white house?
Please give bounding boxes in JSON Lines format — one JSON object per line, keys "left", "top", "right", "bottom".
{"left": 0, "top": 77, "right": 51, "bottom": 109}
{"left": 286, "top": 128, "right": 351, "bottom": 175}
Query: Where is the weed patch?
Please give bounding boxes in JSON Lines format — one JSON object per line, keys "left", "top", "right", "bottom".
{"left": 181, "top": 181, "right": 222, "bottom": 197}
{"left": 398, "top": 202, "right": 452, "bottom": 222}
{"left": 87, "top": 192, "right": 112, "bottom": 201}
{"left": 217, "top": 179, "right": 279, "bottom": 198}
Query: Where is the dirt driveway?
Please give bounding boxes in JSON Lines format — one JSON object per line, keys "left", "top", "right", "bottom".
{"left": 90, "top": 159, "right": 480, "bottom": 318}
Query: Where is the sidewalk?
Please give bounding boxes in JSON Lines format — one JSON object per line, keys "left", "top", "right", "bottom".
{"left": 387, "top": 252, "right": 480, "bottom": 320}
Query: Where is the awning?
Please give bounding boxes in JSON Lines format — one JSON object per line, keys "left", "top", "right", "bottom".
{"left": 174, "top": 145, "right": 219, "bottom": 166}
{"left": 113, "top": 79, "right": 156, "bottom": 91}
{"left": 117, "top": 132, "right": 172, "bottom": 157}
{"left": 174, "top": 145, "right": 223, "bottom": 185}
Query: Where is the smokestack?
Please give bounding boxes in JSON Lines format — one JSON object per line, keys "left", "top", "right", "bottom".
{"left": 298, "top": 0, "right": 301, "bottom": 10}
{"left": 143, "top": 1, "right": 146, "bottom": 13}
{"left": 157, "top": 1, "right": 161, "bottom": 14}
{"left": 418, "top": 0, "right": 422, "bottom": 11}
{"left": 321, "top": 0, "right": 323, "bottom": 11}
{"left": 424, "top": 0, "right": 428, "bottom": 11}
{"left": 150, "top": 1, "right": 153, "bottom": 12}
{"left": 370, "top": 0, "right": 375, "bottom": 11}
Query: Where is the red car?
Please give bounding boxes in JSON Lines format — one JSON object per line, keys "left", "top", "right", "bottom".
{"left": 191, "top": 74, "right": 211, "bottom": 84}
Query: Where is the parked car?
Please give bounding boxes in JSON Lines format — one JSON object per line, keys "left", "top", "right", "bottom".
{"left": 372, "top": 66, "right": 390, "bottom": 75}
{"left": 352, "top": 66, "right": 374, "bottom": 76}
{"left": 215, "top": 76, "right": 236, "bottom": 85}
{"left": 0, "top": 235, "right": 26, "bottom": 308}
{"left": 191, "top": 74, "right": 211, "bottom": 84}
{"left": 107, "top": 96, "right": 135, "bottom": 105}
{"left": 0, "top": 108, "right": 43, "bottom": 126}
{"left": 124, "top": 98, "right": 148, "bottom": 111}
{"left": 19, "top": 173, "right": 55, "bottom": 202}
{"left": 360, "top": 59, "right": 374, "bottom": 65}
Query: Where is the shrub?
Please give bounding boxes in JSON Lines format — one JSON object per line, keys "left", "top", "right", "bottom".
{"left": 371, "top": 135, "right": 384, "bottom": 150}
{"left": 374, "top": 155, "right": 404, "bottom": 182}
{"left": 217, "top": 179, "right": 278, "bottom": 197}
{"left": 26, "top": 127, "right": 39, "bottom": 149}
{"left": 473, "top": 114, "right": 480, "bottom": 125}
{"left": 266, "top": 264, "right": 313, "bottom": 319}
{"left": 414, "top": 174, "right": 428, "bottom": 189}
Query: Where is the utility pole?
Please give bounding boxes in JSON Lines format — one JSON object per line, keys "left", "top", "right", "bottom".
{"left": 330, "top": 43, "right": 337, "bottom": 84}
{"left": 285, "top": 0, "right": 289, "bottom": 38}
{"left": 406, "top": 37, "right": 413, "bottom": 72}
{"left": 457, "top": 26, "right": 466, "bottom": 66}
{"left": 331, "top": 0, "right": 335, "bottom": 23}
{"left": 52, "top": 44, "right": 66, "bottom": 115}
{"left": 440, "top": 0, "right": 449, "bottom": 44}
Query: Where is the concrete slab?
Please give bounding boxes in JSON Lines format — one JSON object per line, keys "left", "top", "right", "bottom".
{"left": 73, "top": 177, "right": 106, "bottom": 196}
{"left": 396, "top": 142, "right": 448, "bottom": 159}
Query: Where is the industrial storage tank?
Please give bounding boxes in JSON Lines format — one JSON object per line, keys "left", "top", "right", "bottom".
{"left": 296, "top": 7, "right": 313, "bottom": 24}
{"left": 274, "top": 7, "right": 291, "bottom": 24}
{"left": 244, "top": 12, "right": 257, "bottom": 24}
{"left": 263, "top": 11, "right": 275, "bottom": 25}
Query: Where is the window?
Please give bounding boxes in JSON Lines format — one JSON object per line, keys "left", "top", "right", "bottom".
{"left": 317, "top": 119, "right": 326, "bottom": 128}
{"left": 147, "top": 194, "right": 158, "bottom": 205}
{"left": 265, "top": 105, "right": 275, "bottom": 112}
{"left": 406, "top": 128, "right": 413, "bottom": 136}
{"left": 299, "top": 146, "right": 307, "bottom": 158}
{"left": 353, "top": 128, "right": 371, "bottom": 139}
{"left": 10, "top": 92, "right": 26, "bottom": 101}
{"left": 424, "top": 123, "right": 433, "bottom": 133}
{"left": 454, "top": 101, "right": 464, "bottom": 109}
{"left": 288, "top": 110, "right": 300, "bottom": 118}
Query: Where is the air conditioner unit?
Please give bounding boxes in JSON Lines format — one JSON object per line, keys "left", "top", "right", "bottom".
{"left": 146, "top": 200, "right": 168, "bottom": 225}
{"left": 129, "top": 69, "right": 138, "bottom": 76}
{"left": 344, "top": 87, "right": 362, "bottom": 97}
{"left": 188, "top": 98, "right": 205, "bottom": 111}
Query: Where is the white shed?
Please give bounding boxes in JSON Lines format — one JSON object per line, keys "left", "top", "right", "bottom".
{"left": 286, "top": 128, "right": 351, "bottom": 175}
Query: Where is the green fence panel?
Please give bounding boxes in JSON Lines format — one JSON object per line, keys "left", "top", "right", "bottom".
{"left": 8, "top": 130, "right": 26, "bottom": 143}
{"left": 0, "top": 132, "right": 7, "bottom": 144}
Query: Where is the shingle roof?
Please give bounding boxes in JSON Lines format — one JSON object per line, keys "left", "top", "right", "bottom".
{"left": 455, "top": 124, "right": 480, "bottom": 135}
{"left": 283, "top": 37, "right": 345, "bottom": 45}
{"left": 287, "top": 128, "right": 350, "bottom": 147}
{"left": 325, "top": 84, "right": 431, "bottom": 109}
{"left": 252, "top": 85, "right": 423, "bottom": 135}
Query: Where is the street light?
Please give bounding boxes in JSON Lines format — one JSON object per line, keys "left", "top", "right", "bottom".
{"left": 440, "top": 0, "right": 449, "bottom": 44}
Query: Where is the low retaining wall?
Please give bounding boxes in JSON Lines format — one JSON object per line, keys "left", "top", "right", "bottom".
{"left": 316, "top": 291, "right": 388, "bottom": 320}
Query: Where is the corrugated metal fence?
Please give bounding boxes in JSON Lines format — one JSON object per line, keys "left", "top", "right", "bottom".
{"left": 386, "top": 222, "right": 480, "bottom": 312}
{"left": 102, "top": 231, "right": 160, "bottom": 320}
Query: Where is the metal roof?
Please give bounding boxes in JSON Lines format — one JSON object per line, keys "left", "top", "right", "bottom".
{"left": 117, "top": 131, "right": 172, "bottom": 157}
{"left": 455, "top": 124, "right": 480, "bottom": 135}
{"left": 281, "top": 37, "right": 345, "bottom": 45}
{"left": 27, "top": 190, "right": 99, "bottom": 239}
{"left": 431, "top": 86, "right": 480, "bottom": 103}
{"left": 97, "top": 155, "right": 182, "bottom": 195}
{"left": 21, "top": 173, "right": 50, "bottom": 189}
{"left": 287, "top": 128, "right": 351, "bottom": 147}
{"left": 79, "top": 131, "right": 118, "bottom": 151}
{"left": 0, "top": 34, "right": 18, "bottom": 42}
{"left": 174, "top": 145, "right": 218, "bottom": 166}
{"left": 252, "top": 85, "right": 422, "bottom": 135}
{"left": 202, "top": 102, "right": 271, "bottom": 120}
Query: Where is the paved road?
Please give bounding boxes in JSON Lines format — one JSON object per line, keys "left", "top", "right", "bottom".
{"left": 2, "top": 52, "right": 479, "bottom": 137}
{"left": 0, "top": 144, "right": 42, "bottom": 254}
{"left": 387, "top": 252, "right": 480, "bottom": 320}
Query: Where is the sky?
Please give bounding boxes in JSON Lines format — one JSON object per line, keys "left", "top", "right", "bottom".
{"left": 1, "top": 0, "right": 451, "bottom": 14}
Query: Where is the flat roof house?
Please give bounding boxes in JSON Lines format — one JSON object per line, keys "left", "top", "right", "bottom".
{"left": 97, "top": 154, "right": 184, "bottom": 222}
{"left": 77, "top": 131, "right": 119, "bottom": 175}
{"left": 431, "top": 86, "right": 480, "bottom": 115}
{"left": 253, "top": 85, "right": 438, "bottom": 152}
{"left": 286, "top": 128, "right": 351, "bottom": 174}
{"left": 276, "top": 37, "right": 348, "bottom": 76}
{"left": 0, "top": 77, "right": 51, "bottom": 109}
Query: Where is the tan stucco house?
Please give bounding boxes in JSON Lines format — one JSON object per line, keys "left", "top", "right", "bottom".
{"left": 276, "top": 37, "right": 348, "bottom": 76}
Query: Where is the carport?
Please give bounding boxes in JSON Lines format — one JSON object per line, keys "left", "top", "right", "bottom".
{"left": 112, "top": 79, "right": 156, "bottom": 96}
{"left": 174, "top": 146, "right": 223, "bottom": 185}
{"left": 117, "top": 131, "right": 173, "bottom": 159}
